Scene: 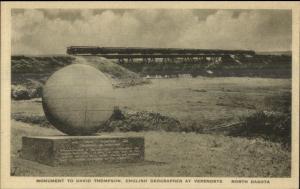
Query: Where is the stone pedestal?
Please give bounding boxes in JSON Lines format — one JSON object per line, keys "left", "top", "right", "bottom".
{"left": 21, "top": 136, "right": 144, "bottom": 166}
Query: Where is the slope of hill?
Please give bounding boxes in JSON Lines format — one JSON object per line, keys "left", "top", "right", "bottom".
{"left": 11, "top": 55, "right": 150, "bottom": 100}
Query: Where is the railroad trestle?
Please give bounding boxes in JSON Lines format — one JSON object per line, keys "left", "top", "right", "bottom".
{"left": 67, "top": 46, "right": 255, "bottom": 64}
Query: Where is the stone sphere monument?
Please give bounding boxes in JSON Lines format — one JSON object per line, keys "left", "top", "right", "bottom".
{"left": 22, "top": 62, "right": 144, "bottom": 166}
{"left": 42, "top": 63, "right": 115, "bottom": 135}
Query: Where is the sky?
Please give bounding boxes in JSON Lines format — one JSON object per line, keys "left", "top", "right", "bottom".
{"left": 11, "top": 9, "right": 292, "bottom": 55}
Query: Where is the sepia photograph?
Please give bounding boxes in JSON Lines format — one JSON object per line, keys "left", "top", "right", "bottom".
{"left": 1, "top": 1, "right": 299, "bottom": 189}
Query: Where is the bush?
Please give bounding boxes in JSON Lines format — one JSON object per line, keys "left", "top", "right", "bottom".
{"left": 103, "top": 108, "right": 181, "bottom": 132}
{"left": 11, "top": 84, "right": 43, "bottom": 100}
{"left": 11, "top": 85, "right": 31, "bottom": 100}
{"left": 229, "top": 111, "right": 291, "bottom": 149}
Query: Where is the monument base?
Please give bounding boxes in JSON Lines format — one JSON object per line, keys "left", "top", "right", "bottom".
{"left": 21, "top": 136, "right": 144, "bottom": 166}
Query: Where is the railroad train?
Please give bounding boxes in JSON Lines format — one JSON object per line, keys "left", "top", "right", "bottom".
{"left": 66, "top": 46, "right": 256, "bottom": 56}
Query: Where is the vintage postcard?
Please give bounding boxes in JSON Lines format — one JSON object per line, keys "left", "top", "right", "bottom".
{"left": 1, "top": 1, "right": 299, "bottom": 189}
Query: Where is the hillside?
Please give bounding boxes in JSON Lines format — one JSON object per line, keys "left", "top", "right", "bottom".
{"left": 11, "top": 55, "right": 150, "bottom": 100}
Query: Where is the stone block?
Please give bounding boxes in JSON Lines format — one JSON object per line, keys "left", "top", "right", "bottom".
{"left": 21, "top": 136, "right": 144, "bottom": 166}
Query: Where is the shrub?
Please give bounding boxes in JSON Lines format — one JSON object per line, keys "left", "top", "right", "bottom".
{"left": 103, "top": 108, "right": 181, "bottom": 132}
{"left": 229, "top": 111, "right": 291, "bottom": 149}
{"left": 11, "top": 85, "right": 31, "bottom": 100}
{"left": 11, "top": 84, "right": 43, "bottom": 100}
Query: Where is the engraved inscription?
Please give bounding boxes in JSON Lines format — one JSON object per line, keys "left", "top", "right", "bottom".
{"left": 54, "top": 137, "right": 144, "bottom": 164}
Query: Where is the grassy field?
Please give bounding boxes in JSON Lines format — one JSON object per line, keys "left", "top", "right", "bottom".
{"left": 11, "top": 77, "right": 291, "bottom": 177}
{"left": 11, "top": 121, "right": 290, "bottom": 177}
{"left": 114, "top": 77, "right": 291, "bottom": 126}
{"left": 12, "top": 77, "right": 291, "bottom": 126}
